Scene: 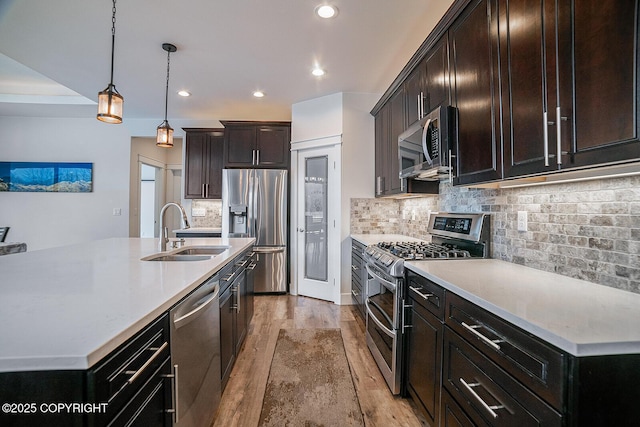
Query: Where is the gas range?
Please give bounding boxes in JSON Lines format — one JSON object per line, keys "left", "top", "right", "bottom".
{"left": 364, "top": 213, "right": 490, "bottom": 278}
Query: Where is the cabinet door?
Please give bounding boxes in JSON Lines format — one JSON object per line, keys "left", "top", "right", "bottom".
{"left": 234, "top": 272, "right": 247, "bottom": 356}
{"left": 389, "top": 89, "right": 405, "bottom": 193}
{"left": 407, "top": 301, "right": 443, "bottom": 426}
{"left": 566, "top": 0, "right": 640, "bottom": 167}
{"left": 219, "top": 286, "right": 235, "bottom": 390}
{"left": 451, "top": 0, "right": 503, "bottom": 185}
{"left": 374, "top": 103, "right": 391, "bottom": 196}
{"left": 405, "top": 61, "right": 427, "bottom": 126}
{"left": 224, "top": 126, "right": 257, "bottom": 167}
{"left": 185, "top": 130, "right": 224, "bottom": 199}
{"left": 441, "top": 389, "right": 476, "bottom": 427}
{"left": 500, "top": 0, "right": 561, "bottom": 178}
{"left": 256, "top": 125, "right": 290, "bottom": 168}
{"left": 425, "top": 35, "right": 450, "bottom": 112}
{"left": 205, "top": 131, "right": 224, "bottom": 199}
{"left": 184, "top": 132, "right": 208, "bottom": 199}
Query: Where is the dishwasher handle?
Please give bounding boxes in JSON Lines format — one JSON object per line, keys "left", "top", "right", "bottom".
{"left": 173, "top": 283, "right": 219, "bottom": 330}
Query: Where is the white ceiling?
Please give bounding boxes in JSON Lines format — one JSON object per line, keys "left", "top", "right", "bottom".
{"left": 0, "top": 0, "right": 453, "bottom": 122}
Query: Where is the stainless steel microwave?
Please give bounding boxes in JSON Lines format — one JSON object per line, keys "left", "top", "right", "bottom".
{"left": 398, "top": 105, "right": 455, "bottom": 181}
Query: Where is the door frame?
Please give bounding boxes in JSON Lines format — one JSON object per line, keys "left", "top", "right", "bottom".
{"left": 290, "top": 136, "right": 342, "bottom": 304}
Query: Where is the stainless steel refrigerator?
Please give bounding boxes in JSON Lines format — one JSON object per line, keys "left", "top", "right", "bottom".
{"left": 222, "top": 169, "right": 287, "bottom": 293}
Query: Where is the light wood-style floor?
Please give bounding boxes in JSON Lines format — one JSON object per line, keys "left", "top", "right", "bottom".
{"left": 212, "top": 294, "right": 427, "bottom": 427}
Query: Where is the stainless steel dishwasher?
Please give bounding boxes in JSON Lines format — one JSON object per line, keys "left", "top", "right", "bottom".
{"left": 169, "top": 274, "right": 221, "bottom": 427}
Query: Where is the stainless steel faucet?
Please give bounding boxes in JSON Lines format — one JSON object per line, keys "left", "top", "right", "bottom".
{"left": 159, "top": 202, "right": 191, "bottom": 251}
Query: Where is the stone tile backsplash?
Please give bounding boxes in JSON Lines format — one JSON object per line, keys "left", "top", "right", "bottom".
{"left": 351, "top": 175, "right": 640, "bottom": 294}
{"left": 191, "top": 200, "right": 223, "bottom": 228}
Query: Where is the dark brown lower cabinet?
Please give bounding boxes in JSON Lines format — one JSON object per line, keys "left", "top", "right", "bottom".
{"left": 441, "top": 389, "right": 475, "bottom": 427}
{"left": 219, "top": 250, "right": 253, "bottom": 391}
{"left": 219, "top": 280, "right": 236, "bottom": 391}
{"left": 407, "top": 299, "right": 443, "bottom": 426}
{"left": 0, "top": 314, "right": 172, "bottom": 427}
{"left": 351, "top": 240, "right": 366, "bottom": 319}
{"left": 443, "top": 327, "right": 562, "bottom": 426}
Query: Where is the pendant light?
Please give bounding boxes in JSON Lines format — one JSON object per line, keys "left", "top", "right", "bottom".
{"left": 97, "top": 0, "right": 124, "bottom": 123}
{"left": 156, "top": 43, "right": 177, "bottom": 148}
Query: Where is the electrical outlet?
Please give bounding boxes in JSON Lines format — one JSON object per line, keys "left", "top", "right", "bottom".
{"left": 411, "top": 210, "right": 416, "bottom": 221}
{"left": 517, "top": 211, "right": 528, "bottom": 232}
{"left": 112, "top": 208, "right": 121, "bottom": 216}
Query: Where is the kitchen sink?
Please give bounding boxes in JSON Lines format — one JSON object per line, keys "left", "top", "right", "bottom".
{"left": 174, "top": 245, "right": 230, "bottom": 256}
{"left": 142, "top": 254, "right": 212, "bottom": 262}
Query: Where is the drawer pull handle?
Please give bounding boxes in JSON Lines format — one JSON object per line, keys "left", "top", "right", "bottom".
{"left": 462, "top": 322, "right": 501, "bottom": 351}
{"left": 410, "top": 286, "right": 434, "bottom": 301}
{"left": 126, "top": 341, "right": 168, "bottom": 385}
{"left": 459, "top": 378, "right": 505, "bottom": 419}
{"left": 163, "top": 364, "right": 179, "bottom": 423}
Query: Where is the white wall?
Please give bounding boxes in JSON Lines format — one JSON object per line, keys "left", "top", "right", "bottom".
{"left": 291, "top": 92, "right": 378, "bottom": 304}
{"left": 0, "top": 117, "right": 130, "bottom": 250}
{"left": 0, "top": 117, "right": 223, "bottom": 251}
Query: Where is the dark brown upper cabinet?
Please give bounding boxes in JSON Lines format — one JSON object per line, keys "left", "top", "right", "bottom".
{"left": 501, "top": 0, "right": 640, "bottom": 178}
{"left": 373, "top": 90, "right": 405, "bottom": 197}
{"left": 450, "top": 0, "right": 503, "bottom": 185}
{"left": 222, "top": 121, "right": 291, "bottom": 169}
{"left": 405, "top": 35, "right": 451, "bottom": 128}
{"left": 389, "top": 90, "right": 405, "bottom": 194}
{"left": 374, "top": 103, "right": 392, "bottom": 196}
{"left": 184, "top": 128, "right": 224, "bottom": 199}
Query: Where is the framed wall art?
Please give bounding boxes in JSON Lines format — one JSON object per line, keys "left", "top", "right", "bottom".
{"left": 0, "top": 162, "right": 93, "bottom": 193}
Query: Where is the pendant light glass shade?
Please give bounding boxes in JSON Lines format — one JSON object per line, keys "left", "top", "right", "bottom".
{"left": 97, "top": 84, "right": 123, "bottom": 123}
{"left": 156, "top": 120, "right": 174, "bottom": 148}
{"left": 97, "top": 0, "right": 123, "bottom": 124}
{"left": 156, "top": 43, "right": 177, "bottom": 148}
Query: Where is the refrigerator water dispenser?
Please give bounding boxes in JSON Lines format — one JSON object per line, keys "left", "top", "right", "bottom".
{"left": 229, "top": 204, "right": 248, "bottom": 235}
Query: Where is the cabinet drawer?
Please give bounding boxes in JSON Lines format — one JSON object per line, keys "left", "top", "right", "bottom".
{"left": 106, "top": 357, "right": 172, "bottom": 427}
{"left": 407, "top": 270, "right": 445, "bottom": 320}
{"left": 90, "top": 313, "right": 170, "bottom": 422}
{"left": 445, "top": 293, "right": 564, "bottom": 410}
{"left": 351, "top": 279, "right": 364, "bottom": 310}
{"left": 443, "top": 328, "right": 562, "bottom": 426}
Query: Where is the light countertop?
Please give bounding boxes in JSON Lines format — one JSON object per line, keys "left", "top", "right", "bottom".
{"left": 0, "top": 237, "right": 254, "bottom": 373}
{"left": 351, "top": 234, "right": 429, "bottom": 246}
{"left": 173, "top": 227, "right": 221, "bottom": 234}
{"left": 406, "top": 259, "right": 640, "bottom": 357}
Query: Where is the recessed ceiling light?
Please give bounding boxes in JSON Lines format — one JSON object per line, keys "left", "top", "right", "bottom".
{"left": 177, "top": 90, "right": 191, "bottom": 97}
{"left": 312, "top": 67, "right": 326, "bottom": 77}
{"left": 253, "top": 91, "right": 265, "bottom": 98}
{"left": 315, "top": 4, "right": 338, "bottom": 19}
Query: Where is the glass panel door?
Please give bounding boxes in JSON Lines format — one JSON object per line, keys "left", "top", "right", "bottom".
{"left": 304, "top": 156, "right": 328, "bottom": 281}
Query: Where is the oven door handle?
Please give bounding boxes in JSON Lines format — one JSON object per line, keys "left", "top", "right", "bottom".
{"left": 365, "top": 264, "right": 397, "bottom": 292}
{"left": 366, "top": 298, "right": 396, "bottom": 338}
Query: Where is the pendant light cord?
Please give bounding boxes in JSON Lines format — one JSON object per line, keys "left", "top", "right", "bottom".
{"left": 164, "top": 48, "right": 171, "bottom": 121}
{"left": 109, "top": 0, "right": 117, "bottom": 87}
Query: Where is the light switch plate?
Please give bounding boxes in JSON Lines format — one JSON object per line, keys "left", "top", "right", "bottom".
{"left": 191, "top": 208, "right": 206, "bottom": 217}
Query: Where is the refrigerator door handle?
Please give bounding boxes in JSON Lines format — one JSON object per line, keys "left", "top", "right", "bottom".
{"left": 253, "top": 247, "right": 285, "bottom": 254}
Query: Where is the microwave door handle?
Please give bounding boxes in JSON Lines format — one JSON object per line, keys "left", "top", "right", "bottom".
{"left": 421, "top": 118, "right": 434, "bottom": 165}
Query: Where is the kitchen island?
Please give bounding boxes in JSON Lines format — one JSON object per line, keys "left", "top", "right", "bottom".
{"left": 0, "top": 237, "right": 254, "bottom": 372}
